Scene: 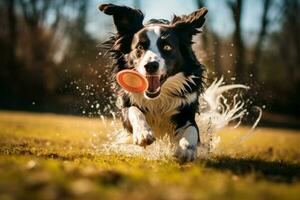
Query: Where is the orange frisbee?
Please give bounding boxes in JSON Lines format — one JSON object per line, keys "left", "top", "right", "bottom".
{"left": 116, "top": 70, "right": 148, "bottom": 93}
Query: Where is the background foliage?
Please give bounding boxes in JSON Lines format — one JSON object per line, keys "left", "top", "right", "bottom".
{"left": 0, "top": 0, "right": 299, "bottom": 124}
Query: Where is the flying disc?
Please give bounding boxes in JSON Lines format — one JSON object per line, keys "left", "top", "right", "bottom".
{"left": 116, "top": 70, "right": 148, "bottom": 93}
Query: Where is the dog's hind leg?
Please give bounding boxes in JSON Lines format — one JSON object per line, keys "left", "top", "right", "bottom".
{"left": 127, "top": 106, "right": 156, "bottom": 147}
{"left": 174, "top": 124, "right": 198, "bottom": 163}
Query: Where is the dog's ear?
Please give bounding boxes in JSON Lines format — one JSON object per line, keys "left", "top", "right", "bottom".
{"left": 171, "top": 7, "right": 208, "bottom": 41}
{"left": 99, "top": 4, "right": 144, "bottom": 35}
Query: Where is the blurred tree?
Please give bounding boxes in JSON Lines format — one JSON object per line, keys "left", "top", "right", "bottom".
{"left": 249, "top": 0, "right": 272, "bottom": 83}
{"left": 276, "top": 0, "right": 300, "bottom": 115}
{"left": 281, "top": 0, "right": 300, "bottom": 85}
{"left": 1, "top": 0, "right": 18, "bottom": 99}
{"left": 195, "top": 0, "right": 222, "bottom": 77}
{"left": 18, "top": 0, "right": 56, "bottom": 97}
{"left": 227, "top": 0, "right": 245, "bottom": 82}
{"left": 0, "top": 0, "right": 111, "bottom": 114}
{"left": 6, "top": 0, "right": 17, "bottom": 72}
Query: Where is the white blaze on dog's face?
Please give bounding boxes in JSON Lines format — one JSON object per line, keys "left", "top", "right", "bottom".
{"left": 136, "top": 26, "right": 166, "bottom": 76}
{"left": 130, "top": 25, "right": 165, "bottom": 99}
{"left": 128, "top": 25, "right": 184, "bottom": 99}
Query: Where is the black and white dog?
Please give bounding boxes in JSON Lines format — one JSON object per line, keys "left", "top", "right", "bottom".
{"left": 99, "top": 4, "right": 208, "bottom": 162}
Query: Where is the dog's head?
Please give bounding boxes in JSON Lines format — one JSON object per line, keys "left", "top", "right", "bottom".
{"left": 100, "top": 4, "right": 207, "bottom": 99}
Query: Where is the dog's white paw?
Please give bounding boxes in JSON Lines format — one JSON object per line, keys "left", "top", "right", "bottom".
{"left": 174, "top": 145, "right": 197, "bottom": 163}
{"left": 133, "top": 126, "right": 156, "bottom": 147}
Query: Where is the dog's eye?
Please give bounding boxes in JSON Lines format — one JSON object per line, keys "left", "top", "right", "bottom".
{"left": 163, "top": 45, "right": 172, "bottom": 51}
{"left": 137, "top": 45, "right": 144, "bottom": 51}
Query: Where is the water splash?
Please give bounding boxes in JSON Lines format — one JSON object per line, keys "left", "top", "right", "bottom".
{"left": 197, "top": 77, "right": 252, "bottom": 155}
{"left": 101, "top": 130, "right": 176, "bottom": 160}
{"left": 91, "top": 77, "right": 261, "bottom": 160}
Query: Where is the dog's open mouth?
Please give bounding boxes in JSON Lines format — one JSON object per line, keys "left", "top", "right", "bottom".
{"left": 145, "top": 75, "right": 161, "bottom": 98}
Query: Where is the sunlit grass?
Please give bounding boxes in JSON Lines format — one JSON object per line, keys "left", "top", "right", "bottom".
{"left": 0, "top": 111, "right": 299, "bottom": 200}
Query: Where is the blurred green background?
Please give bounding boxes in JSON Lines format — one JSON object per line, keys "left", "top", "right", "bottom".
{"left": 0, "top": 0, "right": 299, "bottom": 127}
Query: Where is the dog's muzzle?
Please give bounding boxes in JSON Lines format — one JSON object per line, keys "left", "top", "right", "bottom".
{"left": 144, "top": 61, "right": 161, "bottom": 98}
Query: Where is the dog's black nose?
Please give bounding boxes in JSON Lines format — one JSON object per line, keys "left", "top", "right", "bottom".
{"left": 144, "top": 62, "right": 159, "bottom": 74}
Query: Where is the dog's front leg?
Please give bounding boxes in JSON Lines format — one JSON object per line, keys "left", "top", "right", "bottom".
{"left": 174, "top": 125, "right": 198, "bottom": 163}
{"left": 128, "top": 106, "right": 156, "bottom": 147}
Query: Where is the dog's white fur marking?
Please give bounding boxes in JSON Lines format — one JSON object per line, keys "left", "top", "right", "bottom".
{"left": 137, "top": 25, "right": 166, "bottom": 76}
{"left": 174, "top": 125, "right": 198, "bottom": 162}
{"left": 130, "top": 73, "right": 198, "bottom": 113}
{"left": 127, "top": 72, "right": 199, "bottom": 138}
{"left": 128, "top": 106, "right": 155, "bottom": 146}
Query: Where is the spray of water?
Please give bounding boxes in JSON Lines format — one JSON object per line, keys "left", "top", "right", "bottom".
{"left": 86, "top": 77, "right": 262, "bottom": 160}
{"left": 196, "top": 77, "right": 262, "bottom": 156}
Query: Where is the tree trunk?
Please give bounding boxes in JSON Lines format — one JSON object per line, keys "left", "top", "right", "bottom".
{"left": 250, "top": 0, "right": 271, "bottom": 83}
{"left": 6, "top": 0, "right": 17, "bottom": 69}
{"left": 228, "top": 0, "right": 245, "bottom": 82}
{"left": 195, "top": 0, "right": 223, "bottom": 76}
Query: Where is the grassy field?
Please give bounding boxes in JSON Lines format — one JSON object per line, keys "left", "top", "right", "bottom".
{"left": 0, "top": 111, "right": 300, "bottom": 200}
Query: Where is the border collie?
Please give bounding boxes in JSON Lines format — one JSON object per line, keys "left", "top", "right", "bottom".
{"left": 99, "top": 4, "right": 208, "bottom": 163}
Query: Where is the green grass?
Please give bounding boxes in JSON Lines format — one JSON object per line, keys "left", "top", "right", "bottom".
{"left": 0, "top": 111, "right": 300, "bottom": 200}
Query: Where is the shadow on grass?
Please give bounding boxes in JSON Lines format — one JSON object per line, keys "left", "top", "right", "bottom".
{"left": 202, "top": 156, "right": 300, "bottom": 183}
{"left": 1, "top": 138, "right": 300, "bottom": 183}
